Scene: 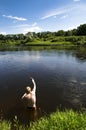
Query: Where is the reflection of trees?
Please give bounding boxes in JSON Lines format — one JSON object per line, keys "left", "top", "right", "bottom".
{"left": 64, "top": 81, "right": 83, "bottom": 110}
{"left": 52, "top": 46, "right": 86, "bottom": 61}
{"left": 72, "top": 47, "right": 86, "bottom": 61}
{"left": 64, "top": 77, "right": 86, "bottom": 110}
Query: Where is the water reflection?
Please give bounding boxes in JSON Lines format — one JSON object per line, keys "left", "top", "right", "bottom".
{"left": 0, "top": 48, "right": 86, "bottom": 124}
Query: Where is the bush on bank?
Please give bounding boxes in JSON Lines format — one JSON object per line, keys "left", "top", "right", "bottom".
{"left": 0, "top": 109, "right": 86, "bottom": 130}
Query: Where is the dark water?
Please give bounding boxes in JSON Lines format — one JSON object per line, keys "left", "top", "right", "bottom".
{"left": 0, "top": 48, "right": 86, "bottom": 124}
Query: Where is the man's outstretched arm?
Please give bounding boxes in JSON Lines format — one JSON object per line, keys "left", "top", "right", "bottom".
{"left": 21, "top": 93, "right": 27, "bottom": 99}
{"left": 31, "top": 77, "right": 36, "bottom": 93}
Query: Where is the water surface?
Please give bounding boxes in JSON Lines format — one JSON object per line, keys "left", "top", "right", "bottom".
{"left": 0, "top": 48, "right": 86, "bottom": 124}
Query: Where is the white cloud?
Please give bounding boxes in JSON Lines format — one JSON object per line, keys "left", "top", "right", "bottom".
{"left": 73, "top": 0, "right": 80, "bottom": 2}
{"left": 23, "top": 26, "right": 42, "bottom": 34}
{"left": 32, "top": 22, "right": 37, "bottom": 27}
{"left": 9, "top": 24, "right": 30, "bottom": 28}
{"left": 40, "top": 3, "right": 86, "bottom": 32}
{"left": 53, "top": 15, "right": 57, "bottom": 18}
{"left": 60, "top": 15, "right": 68, "bottom": 19}
{"left": 41, "top": 3, "right": 84, "bottom": 20}
{"left": 2, "top": 15, "right": 27, "bottom": 21}
{"left": 6, "top": 23, "right": 43, "bottom": 34}
{"left": 41, "top": 9, "right": 66, "bottom": 20}
{"left": 0, "top": 31, "right": 7, "bottom": 35}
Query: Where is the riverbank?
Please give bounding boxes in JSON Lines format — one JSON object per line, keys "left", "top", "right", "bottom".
{"left": 0, "top": 109, "right": 86, "bottom": 130}
{"left": 0, "top": 36, "right": 86, "bottom": 50}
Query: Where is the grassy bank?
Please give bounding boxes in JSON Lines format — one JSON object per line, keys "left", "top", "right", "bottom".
{"left": 0, "top": 36, "right": 86, "bottom": 49}
{"left": 0, "top": 109, "right": 86, "bottom": 130}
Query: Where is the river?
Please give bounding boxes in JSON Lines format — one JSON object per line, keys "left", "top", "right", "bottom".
{"left": 0, "top": 47, "right": 86, "bottom": 124}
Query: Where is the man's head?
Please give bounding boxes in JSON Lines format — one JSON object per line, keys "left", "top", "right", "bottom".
{"left": 26, "top": 86, "right": 31, "bottom": 93}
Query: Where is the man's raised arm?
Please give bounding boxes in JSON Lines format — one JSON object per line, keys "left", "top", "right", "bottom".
{"left": 31, "top": 77, "right": 36, "bottom": 93}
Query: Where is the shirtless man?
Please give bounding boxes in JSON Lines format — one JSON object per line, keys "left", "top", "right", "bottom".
{"left": 22, "top": 78, "right": 36, "bottom": 110}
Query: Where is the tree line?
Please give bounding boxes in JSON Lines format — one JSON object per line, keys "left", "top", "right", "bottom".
{"left": 0, "top": 24, "right": 86, "bottom": 47}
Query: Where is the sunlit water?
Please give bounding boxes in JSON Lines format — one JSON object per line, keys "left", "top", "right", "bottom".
{"left": 0, "top": 48, "right": 86, "bottom": 124}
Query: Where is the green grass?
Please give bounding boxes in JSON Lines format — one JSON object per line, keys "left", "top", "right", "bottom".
{"left": 29, "top": 109, "right": 86, "bottom": 130}
{"left": 0, "top": 120, "right": 10, "bottom": 130}
{"left": 0, "top": 36, "right": 86, "bottom": 50}
{"left": 0, "top": 109, "right": 86, "bottom": 130}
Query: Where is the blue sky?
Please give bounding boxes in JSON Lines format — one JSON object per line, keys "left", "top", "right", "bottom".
{"left": 0, "top": 0, "right": 86, "bottom": 34}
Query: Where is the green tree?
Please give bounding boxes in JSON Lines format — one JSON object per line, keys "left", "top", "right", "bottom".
{"left": 77, "top": 24, "right": 86, "bottom": 36}
{"left": 55, "top": 30, "right": 65, "bottom": 36}
{"left": 0, "top": 34, "right": 5, "bottom": 40}
{"left": 65, "top": 30, "right": 72, "bottom": 36}
{"left": 72, "top": 29, "right": 77, "bottom": 36}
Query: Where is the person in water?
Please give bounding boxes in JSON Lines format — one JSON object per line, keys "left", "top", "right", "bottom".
{"left": 22, "top": 77, "right": 36, "bottom": 110}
